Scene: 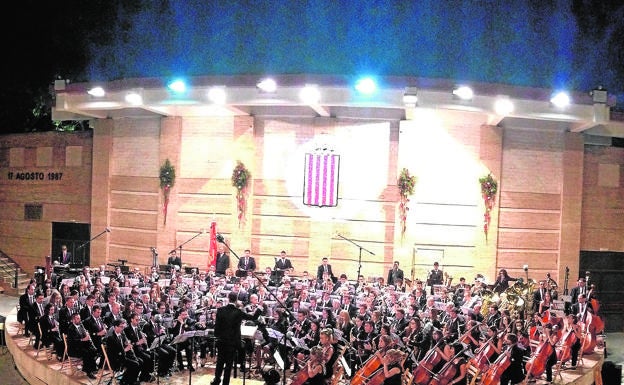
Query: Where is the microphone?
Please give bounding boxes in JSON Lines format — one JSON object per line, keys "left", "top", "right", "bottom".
{"left": 150, "top": 247, "right": 158, "bottom": 255}
{"left": 106, "top": 227, "right": 111, "bottom": 233}
{"left": 216, "top": 233, "right": 225, "bottom": 243}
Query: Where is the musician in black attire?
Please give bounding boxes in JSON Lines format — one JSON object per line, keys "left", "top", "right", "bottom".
{"left": 106, "top": 319, "right": 141, "bottom": 385}
{"left": 28, "top": 292, "right": 46, "bottom": 348}
{"left": 386, "top": 261, "right": 404, "bottom": 287}
{"left": 67, "top": 313, "right": 99, "bottom": 379}
{"left": 427, "top": 262, "right": 444, "bottom": 295}
{"left": 499, "top": 333, "right": 525, "bottom": 385}
{"left": 58, "top": 296, "right": 76, "bottom": 335}
{"left": 40, "top": 303, "right": 64, "bottom": 359}
{"left": 210, "top": 291, "right": 262, "bottom": 385}
{"left": 18, "top": 285, "right": 35, "bottom": 336}
{"left": 169, "top": 308, "right": 196, "bottom": 371}
{"left": 143, "top": 310, "right": 176, "bottom": 376}
{"left": 125, "top": 313, "right": 155, "bottom": 382}
{"left": 215, "top": 245, "right": 230, "bottom": 275}
{"left": 83, "top": 305, "right": 108, "bottom": 366}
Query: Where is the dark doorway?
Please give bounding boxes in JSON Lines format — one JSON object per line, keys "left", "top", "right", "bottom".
{"left": 52, "top": 222, "right": 91, "bottom": 267}
{"left": 579, "top": 251, "right": 624, "bottom": 332}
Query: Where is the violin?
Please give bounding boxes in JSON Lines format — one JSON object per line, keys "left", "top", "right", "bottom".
{"left": 481, "top": 345, "right": 512, "bottom": 385}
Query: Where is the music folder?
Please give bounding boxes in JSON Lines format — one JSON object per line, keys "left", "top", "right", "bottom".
{"left": 149, "top": 335, "right": 166, "bottom": 350}
{"left": 171, "top": 331, "right": 194, "bottom": 345}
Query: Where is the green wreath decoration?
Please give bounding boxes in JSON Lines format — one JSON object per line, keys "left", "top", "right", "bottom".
{"left": 479, "top": 173, "right": 498, "bottom": 241}
{"left": 398, "top": 168, "right": 417, "bottom": 240}
{"left": 232, "top": 161, "right": 251, "bottom": 228}
{"left": 160, "top": 159, "right": 176, "bottom": 225}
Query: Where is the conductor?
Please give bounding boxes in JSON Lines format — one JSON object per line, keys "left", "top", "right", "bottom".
{"left": 210, "top": 291, "right": 262, "bottom": 385}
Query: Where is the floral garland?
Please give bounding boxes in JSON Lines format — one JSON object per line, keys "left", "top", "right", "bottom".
{"left": 397, "top": 168, "right": 417, "bottom": 240}
{"left": 159, "top": 159, "right": 176, "bottom": 225}
{"left": 479, "top": 173, "right": 498, "bottom": 241}
{"left": 231, "top": 161, "right": 251, "bottom": 228}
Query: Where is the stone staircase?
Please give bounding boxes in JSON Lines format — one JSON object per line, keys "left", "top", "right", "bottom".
{"left": 0, "top": 251, "right": 30, "bottom": 296}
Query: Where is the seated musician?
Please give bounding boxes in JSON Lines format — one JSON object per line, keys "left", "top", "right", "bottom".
{"left": 293, "top": 320, "right": 320, "bottom": 372}
{"left": 143, "top": 310, "right": 176, "bottom": 375}
{"left": 300, "top": 346, "right": 325, "bottom": 385}
{"left": 125, "top": 312, "right": 156, "bottom": 382}
{"left": 379, "top": 348, "right": 406, "bottom": 385}
{"left": 499, "top": 333, "right": 526, "bottom": 385}
{"left": 436, "top": 342, "right": 468, "bottom": 385}
{"left": 28, "top": 292, "right": 46, "bottom": 348}
{"left": 83, "top": 305, "right": 108, "bottom": 364}
{"left": 169, "top": 308, "right": 195, "bottom": 371}
{"left": 39, "top": 303, "right": 64, "bottom": 359}
{"left": 106, "top": 319, "right": 142, "bottom": 385}
{"left": 67, "top": 313, "right": 99, "bottom": 379}
{"left": 562, "top": 314, "right": 583, "bottom": 369}
{"left": 58, "top": 296, "right": 76, "bottom": 335}
{"left": 319, "top": 328, "right": 336, "bottom": 380}
{"left": 355, "top": 320, "right": 377, "bottom": 363}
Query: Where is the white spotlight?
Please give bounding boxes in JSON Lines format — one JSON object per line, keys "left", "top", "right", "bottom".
{"left": 125, "top": 92, "right": 143, "bottom": 106}
{"left": 494, "top": 97, "right": 514, "bottom": 115}
{"left": 550, "top": 92, "right": 570, "bottom": 108}
{"left": 299, "top": 85, "right": 321, "bottom": 104}
{"left": 355, "top": 77, "right": 377, "bottom": 95}
{"left": 168, "top": 80, "right": 187, "bottom": 94}
{"left": 257, "top": 78, "right": 277, "bottom": 93}
{"left": 452, "top": 86, "right": 473, "bottom": 100}
{"left": 87, "top": 86, "right": 105, "bottom": 97}
{"left": 207, "top": 87, "right": 227, "bottom": 105}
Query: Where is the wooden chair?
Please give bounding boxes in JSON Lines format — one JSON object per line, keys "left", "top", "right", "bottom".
{"left": 61, "top": 333, "right": 83, "bottom": 375}
{"left": 466, "top": 363, "right": 480, "bottom": 385}
{"left": 36, "top": 323, "right": 53, "bottom": 360}
{"left": 97, "top": 343, "right": 124, "bottom": 385}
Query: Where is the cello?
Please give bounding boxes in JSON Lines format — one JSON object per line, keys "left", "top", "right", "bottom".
{"left": 524, "top": 333, "right": 556, "bottom": 380}
{"left": 429, "top": 344, "right": 467, "bottom": 385}
{"left": 411, "top": 338, "right": 445, "bottom": 385}
{"left": 350, "top": 347, "right": 386, "bottom": 385}
{"left": 470, "top": 329, "right": 502, "bottom": 372}
{"left": 557, "top": 322, "right": 579, "bottom": 364}
{"left": 481, "top": 345, "right": 512, "bottom": 385}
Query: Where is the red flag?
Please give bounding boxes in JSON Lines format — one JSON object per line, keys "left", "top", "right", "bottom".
{"left": 209, "top": 221, "right": 217, "bottom": 269}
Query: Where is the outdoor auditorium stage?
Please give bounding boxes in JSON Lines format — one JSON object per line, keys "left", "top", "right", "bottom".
{"left": 4, "top": 307, "right": 603, "bottom": 385}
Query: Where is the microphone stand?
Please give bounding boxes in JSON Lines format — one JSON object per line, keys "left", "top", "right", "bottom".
{"left": 171, "top": 230, "right": 205, "bottom": 272}
{"left": 75, "top": 227, "right": 110, "bottom": 266}
{"left": 336, "top": 233, "right": 375, "bottom": 284}
{"left": 216, "top": 234, "right": 294, "bottom": 385}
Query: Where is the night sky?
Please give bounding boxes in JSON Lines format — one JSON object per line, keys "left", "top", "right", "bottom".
{"left": 84, "top": 1, "right": 623, "bottom": 106}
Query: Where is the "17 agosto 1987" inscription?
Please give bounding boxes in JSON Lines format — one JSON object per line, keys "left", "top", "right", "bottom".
{"left": 7, "top": 171, "right": 63, "bottom": 181}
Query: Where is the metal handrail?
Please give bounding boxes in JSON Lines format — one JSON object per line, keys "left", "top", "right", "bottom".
{"left": 0, "top": 249, "right": 19, "bottom": 288}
